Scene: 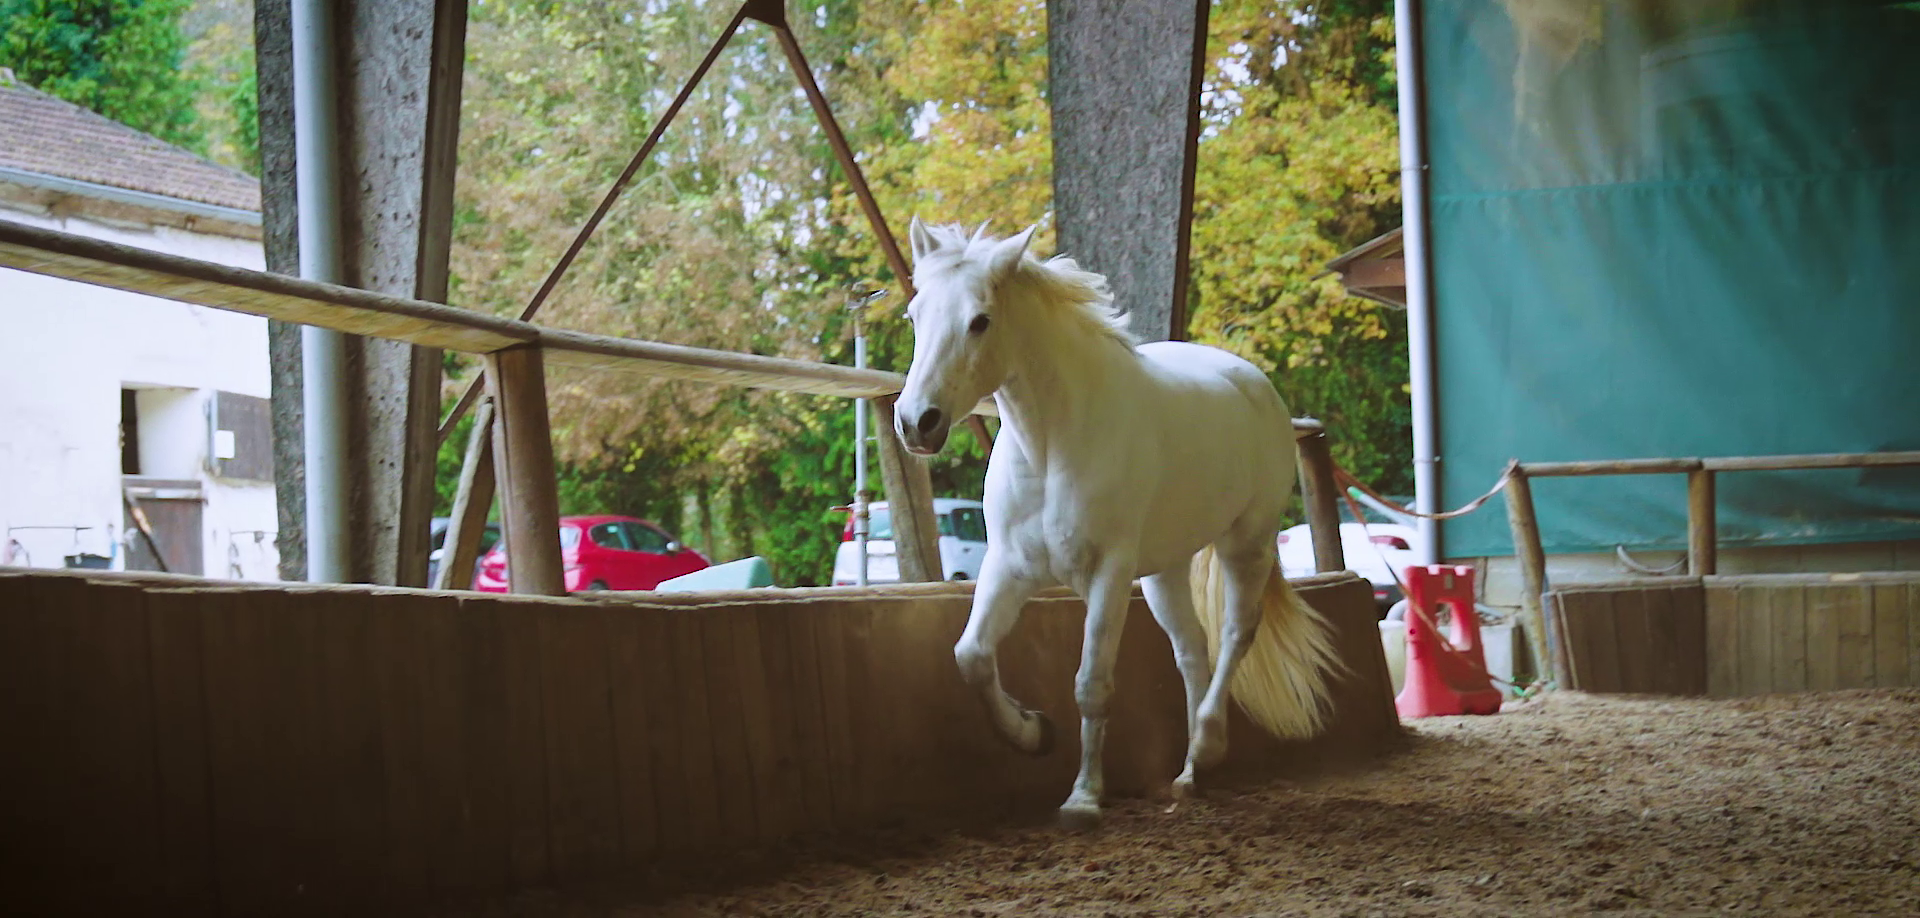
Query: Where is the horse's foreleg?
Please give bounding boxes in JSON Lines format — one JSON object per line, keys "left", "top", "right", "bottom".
{"left": 1060, "top": 565, "right": 1134, "bottom": 828}
{"left": 1143, "top": 565, "right": 1212, "bottom": 798}
{"left": 954, "top": 562, "right": 1049, "bottom": 755}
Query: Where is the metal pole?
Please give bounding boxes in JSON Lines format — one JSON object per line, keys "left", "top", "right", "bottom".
{"left": 850, "top": 289, "right": 886, "bottom": 586}
{"left": 1396, "top": 0, "right": 1442, "bottom": 566}
{"left": 292, "top": 0, "right": 350, "bottom": 583}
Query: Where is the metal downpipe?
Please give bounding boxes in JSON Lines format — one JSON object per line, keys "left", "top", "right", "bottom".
{"left": 1396, "top": 0, "right": 1442, "bottom": 565}
{"left": 292, "top": 0, "right": 351, "bottom": 582}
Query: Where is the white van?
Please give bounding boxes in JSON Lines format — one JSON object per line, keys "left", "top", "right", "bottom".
{"left": 832, "top": 498, "right": 988, "bottom": 585}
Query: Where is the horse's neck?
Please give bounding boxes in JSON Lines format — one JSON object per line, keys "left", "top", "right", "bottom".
{"left": 994, "top": 313, "right": 1139, "bottom": 470}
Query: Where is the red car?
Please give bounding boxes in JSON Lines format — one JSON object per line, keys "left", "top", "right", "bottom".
{"left": 472, "top": 515, "right": 710, "bottom": 592}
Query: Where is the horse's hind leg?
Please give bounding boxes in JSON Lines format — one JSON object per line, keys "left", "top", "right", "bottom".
{"left": 1192, "top": 537, "right": 1273, "bottom": 771}
{"left": 1143, "top": 564, "right": 1211, "bottom": 797}
{"left": 954, "top": 560, "right": 1050, "bottom": 755}
{"left": 1059, "top": 563, "right": 1136, "bottom": 829}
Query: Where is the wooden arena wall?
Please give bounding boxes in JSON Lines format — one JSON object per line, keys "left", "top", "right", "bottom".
{"left": 0, "top": 568, "right": 1397, "bottom": 915}
{"left": 1550, "top": 573, "right": 1920, "bottom": 697}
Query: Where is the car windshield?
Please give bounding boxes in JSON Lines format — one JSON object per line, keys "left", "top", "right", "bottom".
{"left": 949, "top": 507, "right": 987, "bottom": 542}
{"left": 864, "top": 507, "right": 982, "bottom": 541}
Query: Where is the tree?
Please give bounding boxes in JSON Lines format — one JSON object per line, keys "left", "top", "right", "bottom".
{"left": 0, "top": 0, "right": 205, "bottom": 152}
{"left": 436, "top": 0, "right": 1411, "bottom": 584}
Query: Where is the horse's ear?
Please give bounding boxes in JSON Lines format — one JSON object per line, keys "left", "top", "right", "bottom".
{"left": 969, "top": 220, "right": 992, "bottom": 245}
{"left": 989, "top": 224, "right": 1037, "bottom": 278}
{"left": 908, "top": 215, "right": 933, "bottom": 263}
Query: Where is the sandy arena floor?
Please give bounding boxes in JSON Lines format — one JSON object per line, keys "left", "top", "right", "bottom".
{"left": 468, "top": 689, "right": 1920, "bottom": 917}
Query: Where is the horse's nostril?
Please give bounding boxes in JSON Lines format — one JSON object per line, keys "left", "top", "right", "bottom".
{"left": 916, "top": 407, "right": 945, "bottom": 437}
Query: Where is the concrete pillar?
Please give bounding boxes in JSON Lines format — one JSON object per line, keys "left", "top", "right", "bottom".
{"left": 1048, "top": 0, "right": 1210, "bottom": 343}
{"left": 256, "top": 0, "right": 467, "bottom": 585}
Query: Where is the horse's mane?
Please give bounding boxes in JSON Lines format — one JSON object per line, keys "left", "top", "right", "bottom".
{"left": 925, "top": 222, "right": 1137, "bottom": 349}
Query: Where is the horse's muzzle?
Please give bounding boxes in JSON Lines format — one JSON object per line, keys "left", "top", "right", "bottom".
{"left": 895, "top": 403, "right": 950, "bottom": 455}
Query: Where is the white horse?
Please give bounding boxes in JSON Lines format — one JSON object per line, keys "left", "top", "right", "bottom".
{"left": 893, "top": 218, "right": 1342, "bottom": 826}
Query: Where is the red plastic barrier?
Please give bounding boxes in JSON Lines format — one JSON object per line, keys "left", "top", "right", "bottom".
{"left": 1394, "top": 565, "right": 1503, "bottom": 718}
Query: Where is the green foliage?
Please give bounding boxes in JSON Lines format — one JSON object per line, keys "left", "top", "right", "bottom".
{"left": 431, "top": 0, "right": 1408, "bottom": 584}
{"left": 0, "top": 0, "right": 206, "bottom": 152}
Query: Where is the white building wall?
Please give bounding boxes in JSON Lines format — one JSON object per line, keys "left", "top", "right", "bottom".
{"left": 0, "top": 204, "right": 279, "bottom": 580}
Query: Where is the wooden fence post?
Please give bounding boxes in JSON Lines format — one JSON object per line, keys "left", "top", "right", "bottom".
{"left": 1297, "top": 428, "right": 1346, "bottom": 574}
{"left": 433, "top": 394, "right": 497, "bottom": 590}
{"left": 1688, "top": 468, "right": 1717, "bottom": 576}
{"left": 1503, "top": 466, "right": 1554, "bottom": 683}
{"left": 485, "top": 346, "right": 566, "bottom": 596}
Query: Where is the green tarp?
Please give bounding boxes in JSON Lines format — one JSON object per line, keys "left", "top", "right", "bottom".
{"left": 1422, "top": 1, "right": 1920, "bottom": 556}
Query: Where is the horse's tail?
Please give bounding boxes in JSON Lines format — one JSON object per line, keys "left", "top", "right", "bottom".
{"left": 1190, "top": 545, "right": 1342, "bottom": 740}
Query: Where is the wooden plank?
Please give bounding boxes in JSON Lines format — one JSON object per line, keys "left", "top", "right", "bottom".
{"left": 197, "top": 585, "right": 297, "bottom": 914}
{"left": 1834, "top": 584, "right": 1876, "bottom": 689}
{"left": 630, "top": 608, "right": 693, "bottom": 856}
{"left": 1769, "top": 586, "right": 1807, "bottom": 693}
{"left": 668, "top": 610, "right": 723, "bottom": 850}
{"left": 1871, "top": 583, "right": 1911, "bottom": 689}
{"left": 541, "top": 326, "right": 932, "bottom": 404}
{"left": 1704, "top": 585, "right": 1740, "bottom": 696}
{"left": 0, "top": 574, "right": 52, "bottom": 906}
{"left": 1521, "top": 457, "right": 1701, "bottom": 476}
{"left": 367, "top": 592, "right": 433, "bottom": 911}
{"left": 1670, "top": 584, "right": 1709, "bottom": 696}
{"left": 747, "top": 606, "right": 808, "bottom": 842}
{"left": 536, "top": 606, "right": 623, "bottom": 885}
{"left": 310, "top": 589, "right": 395, "bottom": 908}
{"left": 1641, "top": 586, "right": 1680, "bottom": 694}
{"left": 450, "top": 595, "right": 521, "bottom": 901}
{"left": 47, "top": 576, "right": 166, "bottom": 908}
{"left": 1703, "top": 451, "right": 1920, "bottom": 472}
{"left": 729, "top": 608, "right": 790, "bottom": 844}
{"left": 143, "top": 589, "right": 218, "bottom": 911}
{"left": 495, "top": 600, "right": 555, "bottom": 888}
{"left": 1738, "top": 586, "right": 1776, "bottom": 695}
{"left": 701, "top": 610, "right": 761, "bottom": 845}
{"left": 0, "top": 219, "right": 534, "bottom": 353}
{"left": 812, "top": 601, "right": 861, "bottom": 828}
{"left": 780, "top": 604, "right": 839, "bottom": 831}
{"left": 486, "top": 346, "right": 566, "bottom": 596}
{"left": 1568, "top": 592, "right": 1621, "bottom": 693}
{"left": 1804, "top": 586, "right": 1843, "bottom": 692}
{"left": 602, "top": 608, "right": 661, "bottom": 866}
{"left": 407, "top": 592, "right": 487, "bottom": 903}
{"left": 1610, "top": 590, "right": 1653, "bottom": 693}
{"left": 1911, "top": 583, "right": 1920, "bottom": 687}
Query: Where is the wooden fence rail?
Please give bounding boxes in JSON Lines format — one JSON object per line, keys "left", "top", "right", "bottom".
{"left": 0, "top": 219, "right": 1350, "bottom": 594}
{"left": 1504, "top": 451, "right": 1920, "bottom": 684}
{"left": 1548, "top": 573, "right": 1920, "bottom": 697}
{"left": 0, "top": 567, "right": 1397, "bottom": 915}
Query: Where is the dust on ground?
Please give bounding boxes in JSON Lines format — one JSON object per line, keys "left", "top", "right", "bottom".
{"left": 468, "top": 689, "right": 1920, "bottom": 917}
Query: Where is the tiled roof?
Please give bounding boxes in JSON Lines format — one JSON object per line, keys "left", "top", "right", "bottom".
{"left": 0, "top": 72, "right": 260, "bottom": 213}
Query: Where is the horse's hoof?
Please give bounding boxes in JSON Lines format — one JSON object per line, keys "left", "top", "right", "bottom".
{"left": 1026, "top": 709, "right": 1055, "bottom": 757}
{"left": 1057, "top": 802, "right": 1104, "bottom": 831}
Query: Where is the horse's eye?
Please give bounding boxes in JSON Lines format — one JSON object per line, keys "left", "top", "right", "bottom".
{"left": 968, "top": 314, "right": 992, "bottom": 335}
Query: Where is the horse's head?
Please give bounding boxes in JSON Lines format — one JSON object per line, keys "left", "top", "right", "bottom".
{"left": 894, "top": 217, "right": 1036, "bottom": 455}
